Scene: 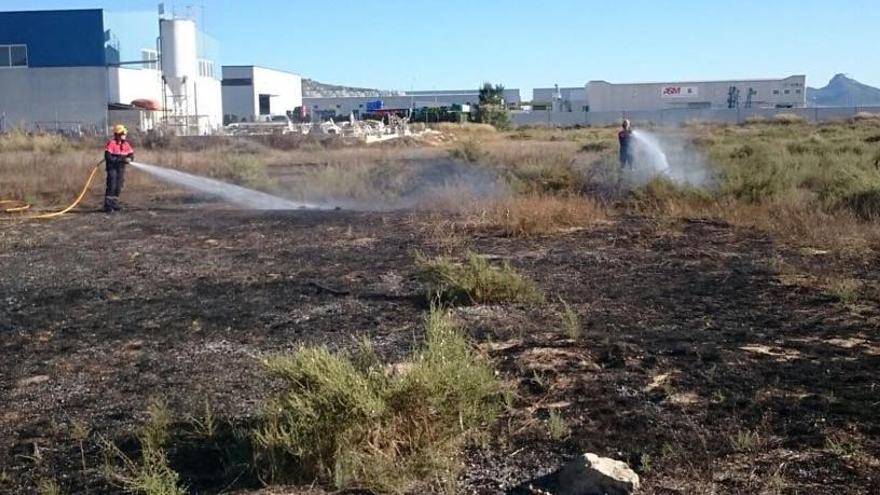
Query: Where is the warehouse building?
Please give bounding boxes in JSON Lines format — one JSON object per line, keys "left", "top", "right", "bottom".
{"left": 304, "top": 88, "right": 521, "bottom": 119}
{"left": 532, "top": 86, "right": 589, "bottom": 111}
{"left": 532, "top": 76, "right": 806, "bottom": 113}
{"left": 222, "top": 66, "right": 303, "bottom": 124}
{"left": 0, "top": 8, "right": 222, "bottom": 135}
{"left": 586, "top": 76, "right": 806, "bottom": 112}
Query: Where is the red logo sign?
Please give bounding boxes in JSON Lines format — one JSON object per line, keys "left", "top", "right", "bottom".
{"left": 663, "top": 86, "right": 682, "bottom": 96}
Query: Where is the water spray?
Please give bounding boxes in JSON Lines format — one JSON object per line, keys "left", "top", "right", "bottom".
{"left": 626, "top": 129, "right": 710, "bottom": 187}
{"left": 131, "top": 162, "right": 318, "bottom": 210}
{"left": 631, "top": 130, "right": 672, "bottom": 177}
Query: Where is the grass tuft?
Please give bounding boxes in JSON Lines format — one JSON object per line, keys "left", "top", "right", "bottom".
{"left": 253, "top": 306, "right": 506, "bottom": 493}
{"left": 558, "top": 297, "right": 581, "bottom": 339}
{"left": 103, "top": 398, "right": 187, "bottom": 495}
{"left": 728, "top": 428, "right": 765, "bottom": 453}
{"left": 826, "top": 278, "right": 862, "bottom": 304}
{"left": 545, "top": 410, "right": 571, "bottom": 440}
{"left": 416, "top": 252, "right": 544, "bottom": 305}
{"left": 37, "top": 478, "right": 62, "bottom": 495}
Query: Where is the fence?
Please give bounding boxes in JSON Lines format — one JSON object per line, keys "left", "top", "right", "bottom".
{"left": 511, "top": 106, "right": 880, "bottom": 128}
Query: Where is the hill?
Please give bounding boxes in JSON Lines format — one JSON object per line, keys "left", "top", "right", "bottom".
{"left": 807, "top": 74, "right": 880, "bottom": 107}
{"left": 303, "top": 78, "right": 402, "bottom": 98}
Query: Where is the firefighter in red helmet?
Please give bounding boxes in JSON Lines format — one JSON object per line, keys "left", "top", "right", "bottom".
{"left": 104, "top": 124, "right": 134, "bottom": 213}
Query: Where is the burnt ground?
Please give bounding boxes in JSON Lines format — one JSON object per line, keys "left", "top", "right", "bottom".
{"left": 1, "top": 208, "right": 878, "bottom": 494}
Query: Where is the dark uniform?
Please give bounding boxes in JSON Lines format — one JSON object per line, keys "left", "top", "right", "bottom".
{"left": 618, "top": 128, "right": 634, "bottom": 169}
{"left": 104, "top": 136, "right": 134, "bottom": 212}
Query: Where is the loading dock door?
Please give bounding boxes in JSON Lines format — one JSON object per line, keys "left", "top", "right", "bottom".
{"left": 259, "top": 94, "right": 271, "bottom": 115}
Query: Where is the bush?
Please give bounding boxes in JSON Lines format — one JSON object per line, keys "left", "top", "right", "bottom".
{"left": 476, "top": 105, "right": 512, "bottom": 131}
{"left": 513, "top": 162, "right": 580, "bottom": 194}
{"left": 253, "top": 307, "right": 506, "bottom": 493}
{"left": 211, "top": 153, "right": 274, "bottom": 190}
{"left": 448, "top": 139, "right": 487, "bottom": 163}
{"left": 417, "top": 252, "right": 543, "bottom": 305}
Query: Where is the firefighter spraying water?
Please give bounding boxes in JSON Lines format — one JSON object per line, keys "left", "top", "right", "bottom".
{"left": 618, "top": 119, "right": 635, "bottom": 169}
{"left": 618, "top": 119, "right": 676, "bottom": 180}
{"left": 103, "top": 125, "right": 135, "bottom": 213}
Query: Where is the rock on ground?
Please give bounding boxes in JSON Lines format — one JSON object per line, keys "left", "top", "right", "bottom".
{"left": 510, "top": 453, "right": 640, "bottom": 495}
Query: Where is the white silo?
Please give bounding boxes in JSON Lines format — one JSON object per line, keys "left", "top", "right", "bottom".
{"left": 160, "top": 18, "right": 198, "bottom": 133}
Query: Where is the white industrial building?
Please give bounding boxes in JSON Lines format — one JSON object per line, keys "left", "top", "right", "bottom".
{"left": 532, "top": 86, "right": 589, "bottom": 112}
{"left": 304, "top": 88, "right": 522, "bottom": 118}
{"left": 533, "top": 76, "right": 807, "bottom": 113}
{"left": 0, "top": 9, "right": 222, "bottom": 135}
{"left": 222, "top": 66, "right": 303, "bottom": 123}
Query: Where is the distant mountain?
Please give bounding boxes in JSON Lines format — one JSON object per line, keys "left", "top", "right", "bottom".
{"left": 303, "top": 79, "right": 402, "bottom": 98}
{"left": 807, "top": 74, "right": 880, "bottom": 107}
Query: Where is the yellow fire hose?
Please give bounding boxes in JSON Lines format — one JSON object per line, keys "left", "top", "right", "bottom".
{"left": 1, "top": 160, "right": 103, "bottom": 220}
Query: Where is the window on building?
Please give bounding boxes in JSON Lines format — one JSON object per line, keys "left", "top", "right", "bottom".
{"left": 259, "top": 95, "right": 271, "bottom": 115}
{"left": 0, "top": 45, "right": 27, "bottom": 68}
{"left": 773, "top": 89, "right": 780, "bottom": 95}
{"left": 10, "top": 45, "right": 27, "bottom": 67}
{"left": 141, "top": 49, "right": 158, "bottom": 70}
{"left": 198, "top": 59, "right": 214, "bottom": 78}
{"left": 784, "top": 89, "right": 790, "bottom": 95}
{"left": 796, "top": 89, "right": 802, "bottom": 94}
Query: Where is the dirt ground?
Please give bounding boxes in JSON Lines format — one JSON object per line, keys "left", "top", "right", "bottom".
{"left": 1, "top": 198, "right": 879, "bottom": 493}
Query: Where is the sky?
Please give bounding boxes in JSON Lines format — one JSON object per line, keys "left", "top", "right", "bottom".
{"left": 2, "top": 0, "right": 879, "bottom": 98}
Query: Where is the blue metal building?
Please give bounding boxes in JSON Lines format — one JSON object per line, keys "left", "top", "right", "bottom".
{"left": 0, "top": 8, "right": 222, "bottom": 134}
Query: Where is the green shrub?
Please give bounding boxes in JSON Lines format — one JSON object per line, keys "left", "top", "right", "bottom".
{"left": 211, "top": 153, "right": 274, "bottom": 190}
{"left": 253, "top": 307, "right": 506, "bottom": 493}
{"left": 103, "top": 399, "right": 187, "bottom": 495}
{"left": 416, "top": 252, "right": 544, "bottom": 305}
{"left": 476, "top": 105, "right": 512, "bottom": 131}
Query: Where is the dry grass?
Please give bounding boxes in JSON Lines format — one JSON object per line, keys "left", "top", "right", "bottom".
{"left": 4, "top": 120, "right": 880, "bottom": 255}
{"left": 0, "top": 130, "right": 74, "bottom": 154}
{"left": 431, "top": 122, "right": 497, "bottom": 139}
{"left": 466, "top": 195, "right": 606, "bottom": 237}
{"left": 0, "top": 150, "right": 104, "bottom": 207}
